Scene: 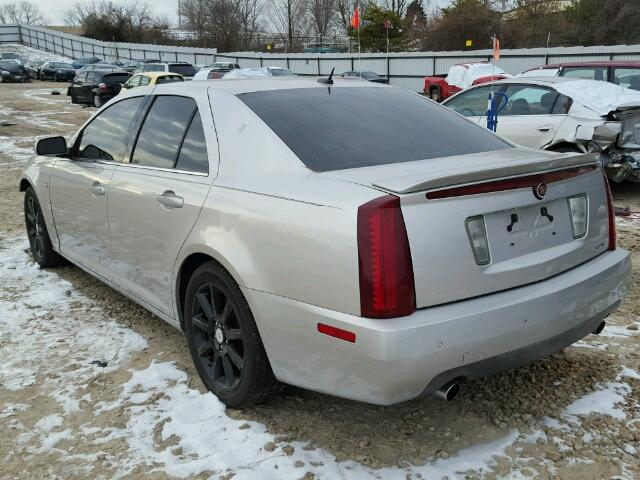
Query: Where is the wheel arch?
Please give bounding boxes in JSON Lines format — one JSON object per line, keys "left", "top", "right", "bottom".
{"left": 19, "top": 178, "right": 33, "bottom": 192}
{"left": 174, "top": 248, "right": 244, "bottom": 331}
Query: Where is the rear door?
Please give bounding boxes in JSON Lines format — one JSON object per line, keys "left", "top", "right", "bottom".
{"left": 79, "top": 72, "right": 96, "bottom": 102}
{"left": 49, "top": 96, "right": 145, "bottom": 277}
{"left": 495, "top": 84, "right": 568, "bottom": 148}
{"left": 107, "top": 92, "right": 218, "bottom": 317}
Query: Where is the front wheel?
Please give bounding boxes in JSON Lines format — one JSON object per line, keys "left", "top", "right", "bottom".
{"left": 184, "top": 262, "right": 278, "bottom": 408}
{"left": 24, "top": 187, "right": 66, "bottom": 268}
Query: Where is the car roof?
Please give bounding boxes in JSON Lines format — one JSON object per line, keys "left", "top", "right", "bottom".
{"left": 480, "top": 76, "right": 587, "bottom": 86}
{"left": 133, "top": 72, "right": 183, "bottom": 79}
{"left": 528, "top": 61, "right": 640, "bottom": 70}
{"left": 119, "top": 77, "right": 387, "bottom": 98}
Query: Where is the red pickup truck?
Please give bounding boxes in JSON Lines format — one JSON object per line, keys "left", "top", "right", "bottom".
{"left": 424, "top": 62, "right": 510, "bottom": 102}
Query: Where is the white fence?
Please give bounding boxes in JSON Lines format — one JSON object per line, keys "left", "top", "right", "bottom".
{"left": 3, "top": 24, "right": 640, "bottom": 91}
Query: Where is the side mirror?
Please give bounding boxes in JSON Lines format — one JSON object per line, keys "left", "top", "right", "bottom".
{"left": 36, "top": 136, "right": 67, "bottom": 156}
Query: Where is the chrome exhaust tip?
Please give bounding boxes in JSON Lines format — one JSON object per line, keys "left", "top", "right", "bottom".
{"left": 434, "top": 381, "right": 461, "bottom": 401}
{"left": 592, "top": 321, "right": 606, "bottom": 335}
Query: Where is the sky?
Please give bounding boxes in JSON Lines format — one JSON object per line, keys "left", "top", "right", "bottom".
{"left": 33, "top": 0, "right": 453, "bottom": 27}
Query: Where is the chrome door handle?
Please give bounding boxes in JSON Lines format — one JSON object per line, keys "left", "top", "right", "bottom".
{"left": 538, "top": 125, "right": 553, "bottom": 132}
{"left": 156, "top": 190, "right": 184, "bottom": 209}
{"left": 89, "top": 182, "right": 106, "bottom": 196}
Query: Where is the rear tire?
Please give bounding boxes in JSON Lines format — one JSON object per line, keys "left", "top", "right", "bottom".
{"left": 184, "top": 262, "right": 279, "bottom": 408}
{"left": 24, "top": 187, "right": 66, "bottom": 268}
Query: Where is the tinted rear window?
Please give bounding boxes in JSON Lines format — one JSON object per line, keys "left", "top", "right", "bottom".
{"left": 102, "top": 73, "right": 130, "bottom": 84}
{"left": 169, "top": 64, "right": 196, "bottom": 76}
{"left": 239, "top": 87, "right": 511, "bottom": 172}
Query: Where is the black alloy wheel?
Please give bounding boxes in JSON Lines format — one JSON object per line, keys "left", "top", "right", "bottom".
{"left": 191, "top": 280, "right": 245, "bottom": 391}
{"left": 184, "top": 262, "right": 278, "bottom": 408}
{"left": 24, "top": 187, "right": 66, "bottom": 268}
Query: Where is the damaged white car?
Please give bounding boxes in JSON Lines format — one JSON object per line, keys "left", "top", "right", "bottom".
{"left": 443, "top": 77, "right": 640, "bottom": 182}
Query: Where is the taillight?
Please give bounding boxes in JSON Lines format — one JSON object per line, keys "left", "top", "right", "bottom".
{"left": 98, "top": 82, "right": 109, "bottom": 92}
{"left": 207, "top": 71, "right": 214, "bottom": 79}
{"left": 567, "top": 194, "right": 588, "bottom": 239}
{"left": 357, "top": 195, "right": 415, "bottom": 318}
{"left": 602, "top": 169, "right": 616, "bottom": 251}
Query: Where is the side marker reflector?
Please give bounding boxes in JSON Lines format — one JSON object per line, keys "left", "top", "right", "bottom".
{"left": 317, "top": 323, "right": 356, "bottom": 343}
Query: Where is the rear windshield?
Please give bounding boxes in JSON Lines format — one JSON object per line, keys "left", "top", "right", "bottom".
{"left": 102, "top": 73, "right": 131, "bottom": 84}
{"left": 239, "top": 87, "right": 511, "bottom": 172}
{"left": 169, "top": 64, "right": 196, "bottom": 76}
{"left": 0, "top": 60, "right": 19, "bottom": 70}
{"left": 157, "top": 75, "right": 184, "bottom": 84}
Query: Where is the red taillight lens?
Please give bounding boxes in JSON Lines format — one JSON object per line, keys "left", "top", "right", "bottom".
{"left": 357, "top": 195, "right": 416, "bottom": 318}
{"left": 98, "top": 82, "right": 109, "bottom": 92}
{"left": 602, "top": 169, "right": 616, "bottom": 251}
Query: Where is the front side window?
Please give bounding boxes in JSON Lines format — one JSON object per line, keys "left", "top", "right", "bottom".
{"left": 445, "top": 86, "right": 493, "bottom": 117}
{"left": 126, "top": 75, "right": 142, "bottom": 88}
{"left": 139, "top": 75, "right": 151, "bottom": 86}
{"left": 240, "top": 87, "right": 511, "bottom": 172}
{"left": 501, "top": 85, "right": 558, "bottom": 116}
{"left": 130, "top": 96, "right": 197, "bottom": 169}
{"left": 85, "top": 72, "right": 96, "bottom": 83}
{"left": 76, "top": 97, "right": 144, "bottom": 161}
{"left": 614, "top": 67, "right": 640, "bottom": 91}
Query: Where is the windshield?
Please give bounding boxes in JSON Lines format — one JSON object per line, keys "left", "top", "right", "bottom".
{"left": 240, "top": 87, "right": 511, "bottom": 172}
{"left": 270, "top": 68, "right": 294, "bottom": 77}
{"left": 0, "top": 60, "right": 19, "bottom": 70}
{"left": 169, "top": 64, "right": 196, "bottom": 76}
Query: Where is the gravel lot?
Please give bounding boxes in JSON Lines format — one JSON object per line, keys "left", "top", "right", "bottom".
{"left": 0, "top": 79, "right": 639, "bottom": 480}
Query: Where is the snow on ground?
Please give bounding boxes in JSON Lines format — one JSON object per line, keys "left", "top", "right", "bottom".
{"left": 0, "top": 43, "right": 71, "bottom": 63}
{"left": 0, "top": 237, "right": 148, "bottom": 417}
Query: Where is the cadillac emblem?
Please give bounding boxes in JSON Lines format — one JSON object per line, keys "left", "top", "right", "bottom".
{"left": 533, "top": 182, "right": 547, "bottom": 200}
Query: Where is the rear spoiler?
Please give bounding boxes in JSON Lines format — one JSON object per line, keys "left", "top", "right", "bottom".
{"left": 372, "top": 153, "right": 600, "bottom": 194}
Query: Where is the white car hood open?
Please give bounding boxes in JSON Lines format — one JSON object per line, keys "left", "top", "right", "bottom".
{"left": 554, "top": 80, "right": 640, "bottom": 116}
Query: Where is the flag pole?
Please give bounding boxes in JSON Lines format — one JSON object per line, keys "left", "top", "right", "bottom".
{"left": 357, "top": 3, "right": 361, "bottom": 79}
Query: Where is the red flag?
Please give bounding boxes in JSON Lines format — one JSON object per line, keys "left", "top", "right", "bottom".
{"left": 383, "top": 19, "right": 392, "bottom": 29}
{"left": 493, "top": 37, "right": 500, "bottom": 61}
{"left": 351, "top": 6, "right": 360, "bottom": 29}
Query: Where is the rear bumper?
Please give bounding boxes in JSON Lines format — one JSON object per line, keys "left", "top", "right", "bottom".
{"left": 244, "top": 248, "right": 631, "bottom": 405}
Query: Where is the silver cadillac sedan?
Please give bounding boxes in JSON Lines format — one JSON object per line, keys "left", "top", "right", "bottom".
{"left": 21, "top": 78, "right": 631, "bottom": 407}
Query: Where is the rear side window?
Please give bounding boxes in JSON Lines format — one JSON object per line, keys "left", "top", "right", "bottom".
{"left": 501, "top": 85, "right": 558, "bottom": 116}
{"left": 140, "top": 75, "right": 151, "bottom": 86}
{"left": 76, "top": 97, "right": 144, "bottom": 161}
{"left": 240, "top": 87, "right": 511, "bottom": 172}
{"left": 562, "top": 67, "right": 607, "bottom": 81}
{"left": 86, "top": 72, "right": 96, "bottom": 83}
{"left": 131, "top": 96, "right": 197, "bottom": 169}
{"left": 175, "top": 112, "right": 208, "bottom": 173}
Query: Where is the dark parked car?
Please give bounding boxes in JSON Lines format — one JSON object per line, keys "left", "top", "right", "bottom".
{"left": 0, "top": 52, "right": 23, "bottom": 63}
{"left": 39, "top": 61, "right": 76, "bottom": 81}
{"left": 24, "top": 60, "right": 45, "bottom": 79}
{"left": 340, "top": 71, "right": 388, "bottom": 83}
{"left": 71, "top": 56, "right": 102, "bottom": 70}
{"left": 0, "top": 60, "right": 28, "bottom": 82}
{"left": 520, "top": 61, "right": 640, "bottom": 91}
{"left": 67, "top": 69, "right": 131, "bottom": 108}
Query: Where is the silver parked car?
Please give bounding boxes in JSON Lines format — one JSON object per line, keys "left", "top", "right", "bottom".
{"left": 21, "top": 78, "right": 631, "bottom": 407}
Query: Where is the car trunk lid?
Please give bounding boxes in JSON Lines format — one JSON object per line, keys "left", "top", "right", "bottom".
{"left": 327, "top": 149, "right": 611, "bottom": 308}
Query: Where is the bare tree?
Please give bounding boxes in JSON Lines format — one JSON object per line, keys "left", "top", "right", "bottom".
{"left": 383, "top": 0, "right": 408, "bottom": 16}
{"left": 269, "top": 0, "right": 308, "bottom": 49}
{"left": 0, "top": 1, "right": 45, "bottom": 24}
{"left": 308, "top": 0, "right": 335, "bottom": 40}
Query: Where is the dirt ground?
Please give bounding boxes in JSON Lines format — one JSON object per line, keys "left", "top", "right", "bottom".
{"left": 0, "top": 81, "right": 639, "bottom": 480}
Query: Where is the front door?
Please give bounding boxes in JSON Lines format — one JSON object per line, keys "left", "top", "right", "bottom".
{"left": 107, "top": 94, "right": 216, "bottom": 317}
{"left": 49, "top": 96, "right": 146, "bottom": 276}
{"left": 495, "top": 84, "right": 569, "bottom": 148}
